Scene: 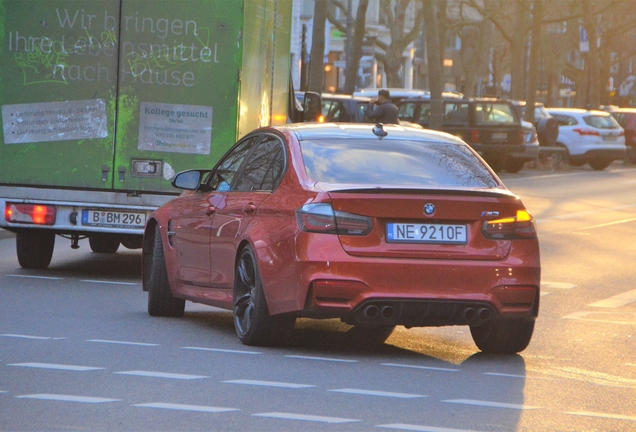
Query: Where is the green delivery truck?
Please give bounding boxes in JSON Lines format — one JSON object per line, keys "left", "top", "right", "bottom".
{"left": 0, "top": 0, "right": 308, "bottom": 269}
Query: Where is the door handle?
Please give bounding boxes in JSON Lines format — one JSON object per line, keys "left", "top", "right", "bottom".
{"left": 243, "top": 203, "right": 257, "bottom": 214}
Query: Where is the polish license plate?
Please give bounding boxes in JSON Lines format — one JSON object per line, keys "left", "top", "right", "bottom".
{"left": 386, "top": 223, "right": 467, "bottom": 244}
{"left": 82, "top": 209, "right": 146, "bottom": 228}
{"left": 492, "top": 132, "right": 507, "bottom": 140}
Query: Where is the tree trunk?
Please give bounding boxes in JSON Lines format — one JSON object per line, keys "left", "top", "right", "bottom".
{"left": 523, "top": 0, "right": 542, "bottom": 123}
{"left": 308, "top": 0, "right": 329, "bottom": 93}
{"left": 423, "top": 0, "right": 444, "bottom": 131}
{"left": 343, "top": 0, "right": 369, "bottom": 94}
{"left": 510, "top": 1, "right": 528, "bottom": 99}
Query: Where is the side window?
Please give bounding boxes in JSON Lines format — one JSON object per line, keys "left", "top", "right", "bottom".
{"left": 417, "top": 102, "right": 431, "bottom": 124}
{"left": 444, "top": 102, "right": 469, "bottom": 123}
{"left": 234, "top": 137, "right": 286, "bottom": 192}
{"left": 398, "top": 102, "right": 416, "bottom": 121}
{"left": 208, "top": 137, "right": 257, "bottom": 191}
{"left": 555, "top": 115, "right": 577, "bottom": 126}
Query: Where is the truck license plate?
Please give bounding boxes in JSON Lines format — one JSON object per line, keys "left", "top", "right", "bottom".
{"left": 82, "top": 210, "right": 146, "bottom": 228}
{"left": 386, "top": 223, "right": 467, "bottom": 244}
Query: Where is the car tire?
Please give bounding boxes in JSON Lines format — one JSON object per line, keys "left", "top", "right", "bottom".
{"left": 504, "top": 159, "right": 525, "bottom": 173}
{"left": 16, "top": 230, "right": 55, "bottom": 270}
{"left": 233, "top": 245, "right": 295, "bottom": 346}
{"left": 536, "top": 117, "right": 559, "bottom": 147}
{"left": 470, "top": 319, "right": 534, "bottom": 354}
{"left": 589, "top": 159, "right": 611, "bottom": 171}
{"left": 88, "top": 234, "right": 120, "bottom": 253}
{"left": 348, "top": 325, "right": 395, "bottom": 347}
{"left": 146, "top": 228, "right": 185, "bottom": 317}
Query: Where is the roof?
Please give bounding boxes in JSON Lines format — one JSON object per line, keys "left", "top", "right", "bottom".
{"left": 546, "top": 108, "right": 612, "bottom": 116}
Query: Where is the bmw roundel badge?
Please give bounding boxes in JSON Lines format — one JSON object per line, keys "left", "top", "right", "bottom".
{"left": 424, "top": 203, "right": 435, "bottom": 215}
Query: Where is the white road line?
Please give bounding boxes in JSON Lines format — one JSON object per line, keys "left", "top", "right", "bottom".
{"left": 114, "top": 371, "right": 209, "bottom": 380}
{"left": 378, "top": 424, "right": 481, "bottom": 432}
{"left": 80, "top": 280, "right": 138, "bottom": 285}
{"left": 562, "top": 313, "right": 636, "bottom": 326}
{"left": 182, "top": 346, "right": 261, "bottom": 355}
{"left": 483, "top": 372, "right": 560, "bottom": 381}
{"left": 541, "top": 281, "right": 576, "bottom": 289}
{"left": 16, "top": 394, "right": 120, "bottom": 403}
{"left": 87, "top": 339, "right": 159, "bottom": 346}
{"left": 564, "top": 411, "right": 636, "bottom": 422}
{"left": 134, "top": 402, "right": 239, "bottom": 413}
{"left": 442, "top": 399, "right": 541, "bottom": 410}
{"left": 6, "top": 274, "right": 63, "bottom": 280}
{"left": 330, "top": 388, "right": 426, "bottom": 399}
{"left": 253, "top": 412, "right": 359, "bottom": 423}
{"left": 8, "top": 362, "right": 104, "bottom": 371}
{"left": 285, "top": 355, "right": 358, "bottom": 363}
{"left": 0, "top": 391, "right": 8, "bottom": 394}
{"left": 0, "top": 334, "right": 52, "bottom": 340}
{"left": 222, "top": 379, "right": 315, "bottom": 389}
{"left": 383, "top": 363, "right": 461, "bottom": 372}
{"left": 588, "top": 289, "right": 636, "bottom": 308}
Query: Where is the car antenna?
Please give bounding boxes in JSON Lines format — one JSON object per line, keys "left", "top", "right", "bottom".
{"left": 372, "top": 123, "right": 388, "bottom": 139}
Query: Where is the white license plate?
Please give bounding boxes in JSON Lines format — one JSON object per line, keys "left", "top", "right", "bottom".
{"left": 82, "top": 209, "right": 146, "bottom": 228}
{"left": 386, "top": 223, "right": 467, "bottom": 244}
{"left": 492, "top": 132, "right": 507, "bottom": 140}
{"left": 603, "top": 135, "right": 617, "bottom": 141}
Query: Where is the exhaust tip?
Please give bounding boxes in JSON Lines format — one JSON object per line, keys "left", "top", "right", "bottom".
{"left": 363, "top": 305, "right": 380, "bottom": 319}
{"left": 462, "top": 307, "right": 477, "bottom": 322}
{"left": 478, "top": 308, "right": 492, "bottom": 321}
{"left": 381, "top": 305, "right": 395, "bottom": 319}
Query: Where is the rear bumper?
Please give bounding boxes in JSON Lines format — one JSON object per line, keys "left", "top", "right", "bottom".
{"left": 472, "top": 143, "right": 532, "bottom": 161}
{"left": 508, "top": 142, "right": 540, "bottom": 163}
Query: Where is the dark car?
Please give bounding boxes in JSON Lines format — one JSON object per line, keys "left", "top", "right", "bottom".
{"left": 509, "top": 100, "right": 560, "bottom": 147}
{"left": 609, "top": 108, "right": 636, "bottom": 163}
{"left": 397, "top": 97, "right": 535, "bottom": 172}
{"left": 143, "top": 123, "right": 540, "bottom": 353}
{"left": 295, "top": 92, "right": 371, "bottom": 122}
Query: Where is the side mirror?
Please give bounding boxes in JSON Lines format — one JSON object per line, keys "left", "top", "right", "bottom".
{"left": 172, "top": 170, "right": 207, "bottom": 190}
{"left": 303, "top": 92, "right": 323, "bottom": 122}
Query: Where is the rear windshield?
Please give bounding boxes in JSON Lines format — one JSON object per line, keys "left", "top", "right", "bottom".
{"left": 583, "top": 114, "right": 621, "bottom": 129}
{"left": 300, "top": 139, "right": 499, "bottom": 188}
{"left": 475, "top": 103, "right": 518, "bottom": 124}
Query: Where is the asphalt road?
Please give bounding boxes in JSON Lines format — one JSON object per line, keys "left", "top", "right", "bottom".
{"left": 1, "top": 162, "right": 635, "bottom": 431}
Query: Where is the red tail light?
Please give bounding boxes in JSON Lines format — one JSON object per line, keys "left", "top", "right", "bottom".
{"left": 481, "top": 210, "right": 536, "bottom": 240}
{"left": 471, "top": 129, "right": 480, "bottom": 144}
{"left": 573, "top": 128, "right": 600, "bottom": 136}
{"left": 519, "top": 129, "right": 525, "bottom": 143}
{"left": 296, "top": 203, "right": 372, "bottom": 236}
{"left": 5, "top": 203, "right": 56, "bottom": 225}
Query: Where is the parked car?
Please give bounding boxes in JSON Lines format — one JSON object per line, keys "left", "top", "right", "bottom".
{"left": 397, "top": 97, "right": 535, "bottom": 172}
{"left": 509, "top": 100, "right": 560, "bottom": 147}
{"left": 608, "top": 108, "right": 636, "bottom": 163}
{"left": 354, "top": 88, "right": 463, "bottom": 104}
{"left": 546, "top": 108, "right": 626, "bottom": 170}
{"left": 143, "top": 122, "right": 540, "bottom": 354}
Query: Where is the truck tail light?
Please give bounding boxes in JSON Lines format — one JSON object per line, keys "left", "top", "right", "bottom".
{"left": 5, "top": 203, "right": 56, "bottom": 225}
{"left": 296, "top": 203, "right": 372, "bottom": 236}
{"left": 481, "top": 210, "right": 536, "bottom": 240}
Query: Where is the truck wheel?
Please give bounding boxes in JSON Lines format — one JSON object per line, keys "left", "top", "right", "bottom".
{"left": 88, "top": 234, "right": 120, "bottom": 253}
{"left": 470, "top": 319, "right": 534, "bottom": 354}
{"left": 233, "top": 245, "right": 295, "bottom": 346}
{"left": 16, "top": 230, "right": 55, "bottom": 270}
{"left": 146, "top": 229, "right": 184, "bottom": 317}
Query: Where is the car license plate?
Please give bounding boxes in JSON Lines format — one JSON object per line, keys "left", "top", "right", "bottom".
{"left": 82, "top": 209, "right": 146, "bottom": 228}
{"left": 492, "top": 132, "right": 507, "bottom": 140}
{"left": 603, "top": 135, "right": 617, "bottom": 141}
{"left": 386, "top": 223, "right": 467, "bottom": 244}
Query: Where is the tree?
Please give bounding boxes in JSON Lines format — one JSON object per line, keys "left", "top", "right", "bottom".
{"left": 422, "top": 0, "right": 445, "bottom": 130}
{"left": 308, "top": 0, "right": 329, "bottom": 93}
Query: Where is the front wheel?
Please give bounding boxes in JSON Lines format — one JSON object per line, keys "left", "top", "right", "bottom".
{"left": 145, "top": 228, "right": 184, "bottom": 317}
{"left": 233, "top": 246, "right": 295, "bottom": 346}
{"left": 16, "top": 230, "right": 55, "bottom": 269}
{"left": 470, "top": 319, "right": 535, "bottom": 354}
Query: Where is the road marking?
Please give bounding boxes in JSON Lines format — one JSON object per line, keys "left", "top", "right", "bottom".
{"left": 564, "top": 411, "right": 636, "bottom": 422}
{"left": 80, "top": 280, "right": 138, "bottom": 285}
{"left": 134, "top": 402, "right": 239, "bottom": 413}
{"left": 6, "top": 274, "right": 63, "bottom": 280}
{"left": 285, "top": 355, "right": 358, "bottom": 363}
{"left": 0, "top": 391, "right": 8, "bottom": 394}
{"left": 114, "top": 371, "right": 208, "bottom": 380}
{"left": 563, "top": 311, "right": 636, "bottom": 325}
{"left": 8, "top": 362, "right": 104, "bottom": 371}
{"left": 483, "top": 372, "right": 560, "bottom": 381}
{"left": 383, "top": 363, "right": 460, "bottom": 372}
{"left": 541, "top": 281, "right": 576, "bottom": 289}
{"left": 253, "top": 412, "right": 358, "bottom": 423}
{"left": 182, "top": 346, "right": 261, "bottom": 355}
{"left": 378, "top": 424, "right": 481, "bottom": 432}
{"left": 1, "top": 334, "right": 52, "bottom": 340}
{"left": 222, "top": 379, "right": 315, "bottom": 389}
{"left": 442, "top": 399, "right": 541, "bottom": 410}
{"left": 87, "top": 339, "right": 159, "bottom": 346}
{"left": 16, "top": 394, "right": 120, "bottom": 403}
{"left": 588, "top": 289, "right": 636, "bottom": 308}
{"left": 330, "top": 388, "right": 426, "bottom": 399}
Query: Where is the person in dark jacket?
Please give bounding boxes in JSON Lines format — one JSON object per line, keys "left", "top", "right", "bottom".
{"left": 365, "top": 89, "right": 399, "bottom": 124}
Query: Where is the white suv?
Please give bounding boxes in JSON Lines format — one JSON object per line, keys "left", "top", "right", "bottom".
{"left": 546, "top": 108, "right": 626, "bottom": 170}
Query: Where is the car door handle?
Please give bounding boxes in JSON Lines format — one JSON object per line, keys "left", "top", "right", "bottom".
{"left": 243, "top": 203, "right": 257, "bottom": 214}
{"left": 206, "top": 206, "right": 216, "bottom": 216}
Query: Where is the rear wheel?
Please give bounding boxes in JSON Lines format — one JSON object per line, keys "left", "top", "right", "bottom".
{"left": 470, "top": 319, "right": 535, "bottom": 354}
{"left": 88, "top": 234, "right": 120, "bottom": 253}
{"left": 504, "top": 158, "right": 525, "bottom": 173}
{"left": 16, "top": 230, "right": 55, "bottom": 269}
{"left": 589, "top": 158, "right": 611, "bottom": 171}
{"left": 146, "top": 228, "right": 184, "bottom": 317}
{"left": 233, "top": 246, "right": 295, "bottom": 346}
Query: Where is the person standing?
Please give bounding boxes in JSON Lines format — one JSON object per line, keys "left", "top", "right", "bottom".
{"left": 365, "top": 89, "right": 399, "bottom": 124}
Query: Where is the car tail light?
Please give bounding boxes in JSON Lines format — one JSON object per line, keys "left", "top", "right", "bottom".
{"left": 471, "top": 129, "right": 480, "bottom": 144}
{"left": 481, "top": 209, "right": 536, "bottom": 240}
{"left": 519, "top": 129, "right": 525, "bottom": 143}
{"left": 573, "top": 128, "right": 600, "bottom": 136}
{"left": 296, "top": 203, "right": 372, "bottom": 236}
{"left": 5, "top": 203, "right": 56, "bottom": 225}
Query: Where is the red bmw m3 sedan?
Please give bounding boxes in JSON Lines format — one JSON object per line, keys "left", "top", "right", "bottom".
{"left": 142, "top": 123, "right": 540, "bottom": 353}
